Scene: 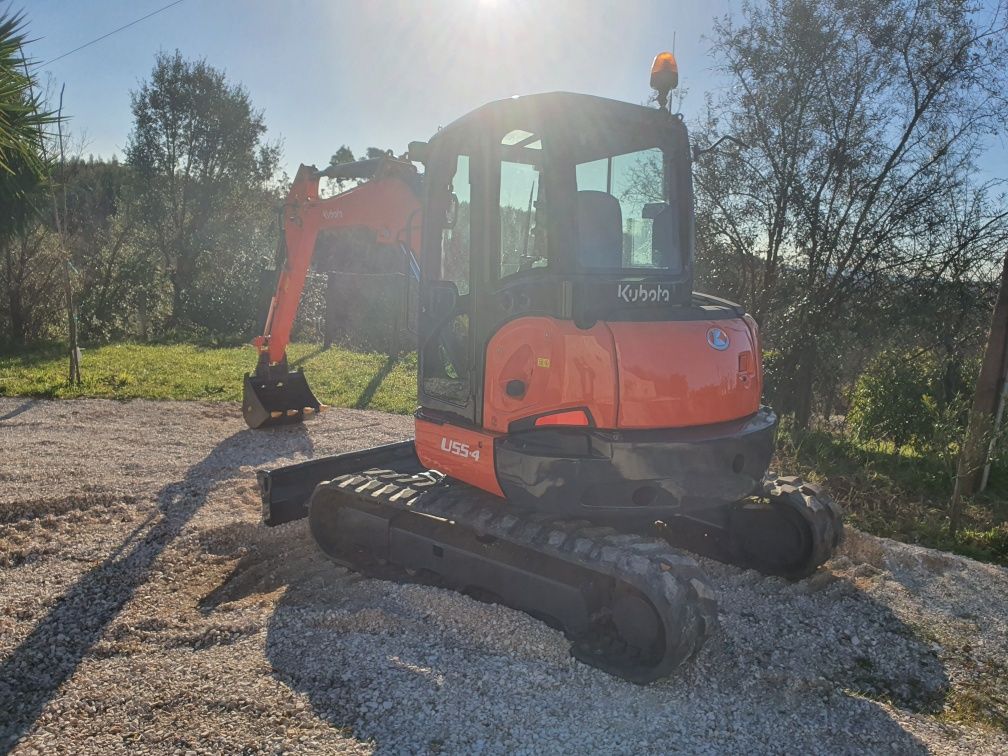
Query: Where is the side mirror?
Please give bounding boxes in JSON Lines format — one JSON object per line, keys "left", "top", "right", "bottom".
{"left": 643, "top": 202, "right": 669, "bottom": 220}
{"left": 425, "top": 280, "right": 459, "bottom": 319}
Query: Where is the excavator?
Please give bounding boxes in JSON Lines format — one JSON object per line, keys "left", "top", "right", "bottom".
{"left": 243, "top": 53, "right": 844, "bottom": 683}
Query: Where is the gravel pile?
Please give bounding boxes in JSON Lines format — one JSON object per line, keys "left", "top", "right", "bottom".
{"left": 1, "top": 396, "right": 1006, "bottom": 754}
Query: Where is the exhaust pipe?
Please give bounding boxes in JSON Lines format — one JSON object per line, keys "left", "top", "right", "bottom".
{"left": 243, "top": 358, "right": 322, "bottom": 429}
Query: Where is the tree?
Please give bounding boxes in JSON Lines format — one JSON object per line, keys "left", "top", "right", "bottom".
{"left": 328, "top": 146, "right": 395, "bottom": 167}
{"left": 126, "top": 51, "right": 280, "bottom": 332}
{"left": 329, "top": 145, "right": 355, "bottom": 167}
{"left": 694, "top": 0, "right": 1008, "bottom": 427}
{"left": 0, "top": 10, "right": 57, "bottom": 345}
{"left": 0, "top": 11, "right": 53, "bottom": 180}
{"left": 58, "top": 157, "right": 152, "bottom": 341}
{"left": 326, "top": 145, "right": 395, "bottom": 192}
{"left": 1, "top": 216, "right": 63, "bottom": 343}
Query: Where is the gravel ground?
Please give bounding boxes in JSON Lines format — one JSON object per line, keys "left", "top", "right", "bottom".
{"left": 1, "top": 396, "right": 1006, "bottom": 755}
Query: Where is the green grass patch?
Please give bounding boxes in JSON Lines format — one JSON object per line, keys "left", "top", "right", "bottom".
{"left": 775, "top": 423, "right": 1008, "bottom": 566}
{"left": 940, "top": 679, "right": 1008, "bottom": 735}
{"left": 0, "top": 342, "right": 418, "bottom": 415}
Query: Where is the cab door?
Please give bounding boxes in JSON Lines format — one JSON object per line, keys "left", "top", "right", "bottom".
{"left": 418, "top": 152, "right": 479, "bottom": 424}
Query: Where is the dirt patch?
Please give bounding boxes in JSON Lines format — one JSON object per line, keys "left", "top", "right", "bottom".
{"left": 0, "top": 397, "right": 1005, "bottom": 754}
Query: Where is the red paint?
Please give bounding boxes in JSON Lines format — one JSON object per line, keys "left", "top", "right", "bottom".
{"left": 484, "top": 315, "right": 762, "bottom": 432}
{"left": 483, "top": 317, "right": 618, "bottom": 433}
{"left": 534, "top": 409, "right": 591, "bottom": 427}
{"left": 609, "top": 320, "right": 761, "bottom": 428}
{"left": 415, "top": 418, "right": 504, "bottom": 497}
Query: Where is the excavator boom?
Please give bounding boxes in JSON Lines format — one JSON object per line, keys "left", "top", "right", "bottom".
{"left": 243, "top": 158, "right": 422, "bottom": 429}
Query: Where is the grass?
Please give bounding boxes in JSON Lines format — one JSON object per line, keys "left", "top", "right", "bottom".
{"left": 942, "top": 686, "right": 1008, "bottom": 735}
{"left": 0, "top": 341, "right": 418, "bottom": 415}
{"left": 3, "top": 341, "right": 1006, "bottom": 566}
{"left": 775, "top": 423, "right": 1008, "bottom": 566}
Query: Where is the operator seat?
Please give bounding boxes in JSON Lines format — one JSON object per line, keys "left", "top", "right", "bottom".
{"left": 576, "top": 190, "right": 623, "bottom": 268}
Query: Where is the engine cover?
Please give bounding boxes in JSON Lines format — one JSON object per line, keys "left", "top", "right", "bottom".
{"left": 483, "top": 313, "right": 761, "bottom": 433}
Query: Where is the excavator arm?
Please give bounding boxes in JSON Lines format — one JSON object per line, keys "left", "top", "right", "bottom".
{"left": 243, "top": 157, "right": 423, "bottom": 429}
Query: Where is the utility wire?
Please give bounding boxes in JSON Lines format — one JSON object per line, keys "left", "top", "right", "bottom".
{"left": 43, "top": 0, "right": 186, "bottom": 66}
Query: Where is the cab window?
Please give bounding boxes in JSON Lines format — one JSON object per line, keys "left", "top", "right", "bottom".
{"left": 499, "top": 129, "right": 546, "bottom": 278}
{"left": 442, "top": 155, "right": 470, "bottom": 295}
{"left": 575, "top": 147, "right": 680, "bottom": 271}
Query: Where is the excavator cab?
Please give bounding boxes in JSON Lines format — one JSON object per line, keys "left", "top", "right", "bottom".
{"left": 414, "top": 93, "right": 696, "bottom": 434}
{"left": 404, "top": 92, "right": 780, "bottom": 517}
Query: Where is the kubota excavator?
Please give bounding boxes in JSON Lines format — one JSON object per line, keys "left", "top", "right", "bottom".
{"left": 244, "top": 54, "right": 844, "bottom": 683}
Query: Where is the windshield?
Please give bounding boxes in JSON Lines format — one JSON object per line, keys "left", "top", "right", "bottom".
{"left": 575, "top": 147, "right": 680, "bottom": 272}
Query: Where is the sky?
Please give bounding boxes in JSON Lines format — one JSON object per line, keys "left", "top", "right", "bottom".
{"left": 17, "top": 0, "right": 1008, "bottom": 180}
{"left": 20, "top": 0, "right": 735, "bottom": 175}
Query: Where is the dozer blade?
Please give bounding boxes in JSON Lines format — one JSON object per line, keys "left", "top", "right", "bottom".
{"left": 242, "top": 368, "right": 322, "bottom": 429}
{"left": 257, "top": 441, "right": 419, "bottom": 526}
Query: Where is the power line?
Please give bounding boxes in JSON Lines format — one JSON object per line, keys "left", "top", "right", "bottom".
{"left": 43, "top": 0, "right": 186, "bottom": 66}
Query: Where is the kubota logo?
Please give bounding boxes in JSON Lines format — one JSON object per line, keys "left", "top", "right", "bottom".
{"left": 707, "top": 327, "right": 730, "bottom": 351}
{"left": 617, "top": 282, "right": 671, "bottom": 304}
{"left": 322, "top": 209, "right": 344, "bottom": 220}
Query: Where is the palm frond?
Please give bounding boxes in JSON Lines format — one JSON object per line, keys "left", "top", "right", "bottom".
{"left": 0, "top": 9, "right": 58, "bottom": 178}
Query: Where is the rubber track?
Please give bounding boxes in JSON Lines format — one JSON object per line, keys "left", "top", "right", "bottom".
{"left": 655, "top": 474, "right": 845, "bottom": 580}
{"left": 316, "top": 468, "right": 719, "bottom": 683}
{"left": 763, "top": 474, "right": 845, "bottom": 577}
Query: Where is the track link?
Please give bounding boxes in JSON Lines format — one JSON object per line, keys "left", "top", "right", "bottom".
{"left": 308, "top": 468, "right": 718, "bottom": 683}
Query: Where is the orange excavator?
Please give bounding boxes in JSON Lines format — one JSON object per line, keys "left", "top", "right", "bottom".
{"left": 245, "top": 54, "right": 844, "bottom": 683}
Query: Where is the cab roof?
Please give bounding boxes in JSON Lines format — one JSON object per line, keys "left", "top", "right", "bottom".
{"left": 429, "top": 91, "right": 673, "bottom": 145}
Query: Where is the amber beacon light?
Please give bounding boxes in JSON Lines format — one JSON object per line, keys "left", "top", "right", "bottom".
{"left": 650, "top": 51, "right": 679, "bottom": 110}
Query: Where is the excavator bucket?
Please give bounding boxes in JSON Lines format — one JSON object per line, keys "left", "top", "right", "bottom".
{"left": 242, "top": 367, "right": 322, "bottom": 429}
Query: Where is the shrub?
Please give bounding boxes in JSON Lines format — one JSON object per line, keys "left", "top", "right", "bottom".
{"left": 847, "top": 350, "right": 983, "bottom": 454}
{"left": 850, "top": 350, "right": 935, "bottom": 449}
